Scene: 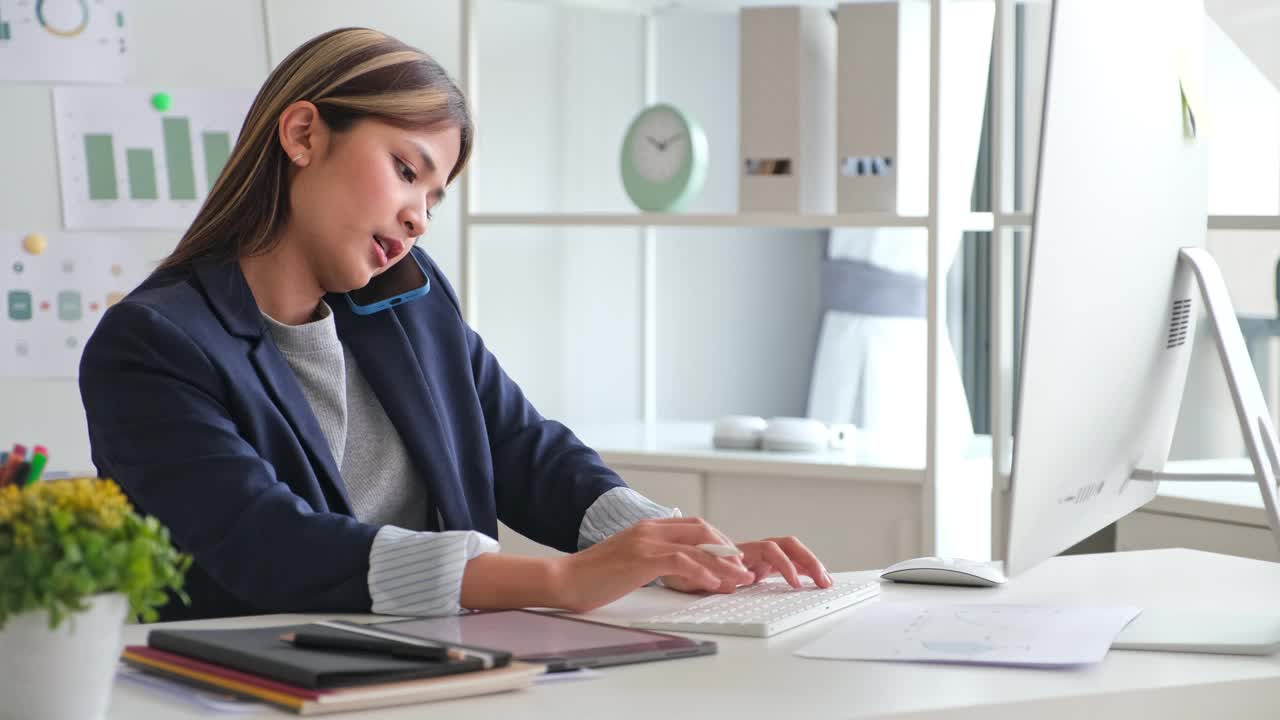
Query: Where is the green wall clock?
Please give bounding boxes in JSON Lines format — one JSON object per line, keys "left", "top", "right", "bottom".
{"left": 620, "top": 103, "right": 709, "bottom": 212}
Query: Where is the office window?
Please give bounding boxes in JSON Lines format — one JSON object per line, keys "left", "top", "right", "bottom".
{"left": 995, "top": 1, "right": 1280, "bottom": 459}
{"left": 1171, "top": 6, "right": 1280, "bottom": 460}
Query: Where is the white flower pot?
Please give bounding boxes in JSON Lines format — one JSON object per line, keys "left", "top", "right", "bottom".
{"left": 0, "top": 593, "right": 128, "bottom": 720}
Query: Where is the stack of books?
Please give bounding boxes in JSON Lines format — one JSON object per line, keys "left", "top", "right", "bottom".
{"left": 120, "top": 620, "right": 543, "bottom": 715}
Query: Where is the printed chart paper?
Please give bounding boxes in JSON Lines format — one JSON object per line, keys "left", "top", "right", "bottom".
{"left": 1, "top": 231, "right": 154, "bottom": 377}
{"left": 796, "top": 603, "right": 1142, "bottom": 667}
{"left": 0, "top": 0, "right": 128, "bottom": 83}
{"left": 54, "top": 85, "right": 254, "bottom": 229}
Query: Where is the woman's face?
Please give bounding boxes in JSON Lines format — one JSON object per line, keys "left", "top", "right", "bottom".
{"left": 286, "top": 116, "right": 461, "bottom": 294}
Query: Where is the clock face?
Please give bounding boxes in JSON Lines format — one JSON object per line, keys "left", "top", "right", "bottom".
{"left": 627, "top": 107, "right": 689, "bottom": 183}
{"left": 621, "top": 103, "right": 707, "bottom": 212}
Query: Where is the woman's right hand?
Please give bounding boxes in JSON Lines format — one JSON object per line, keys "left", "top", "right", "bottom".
{"left": 550, "top": 517, "right": 756, "bottom": 613}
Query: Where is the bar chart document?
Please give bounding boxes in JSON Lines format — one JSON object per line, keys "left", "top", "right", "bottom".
{"left": 1, "top": 231, "right": 151, "bottom": 377}
{"left": 0, "top": 0, "right": 128, "bottom": 83}
{"left": 795, "top": 603, "right": 1141, "bottom": 667}
{"left": 54, "top": 86, "right": 254, "bottom": 229}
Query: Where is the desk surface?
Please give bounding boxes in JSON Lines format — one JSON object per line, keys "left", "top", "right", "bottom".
{"left": 109, "top": 549, "right": 1280, "bottom": 720}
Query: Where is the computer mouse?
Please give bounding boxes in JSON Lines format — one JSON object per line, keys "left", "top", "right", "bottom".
{"left": 880, "top": 557, "right": 1007, "bottom": 587}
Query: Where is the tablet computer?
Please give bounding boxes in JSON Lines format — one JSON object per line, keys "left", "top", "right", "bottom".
{"left": 372, "top": 609, "right": 716, "bottom": 672}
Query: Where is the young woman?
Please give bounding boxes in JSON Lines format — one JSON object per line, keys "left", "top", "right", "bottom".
{"left": 79, "top": 28, "right": 831, "bottom": 622}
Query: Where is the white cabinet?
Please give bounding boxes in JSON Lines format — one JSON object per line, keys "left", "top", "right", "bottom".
{"left": 1114, "top": 466, "right": 1280, "bottom": 563}
{"left": 620, "top": 468, "right": 704, "bottom": 518}
{"left": 499, "top": 459, "right": 921, "bottom": 572}
{"left": 589, "top": 421, "right": 942, "bottom": 571}
{"left": 496, "top": 466, "right": 703, "bottom": 558}
{"left": 1117, "top": 510, "right": 1279, "bottom": 563}
{"left": 704, "top": 473, "right": 920, "bottom": 572}
{"left": 495, "top": 523, "right": 566, "bottom": 559}
{"left": 496, "top": 420, "right": 990, "bottom": 572}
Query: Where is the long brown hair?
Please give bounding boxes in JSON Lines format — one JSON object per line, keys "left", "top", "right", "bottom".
{"left": 158, "top": 28, "right": 473, "bottom": 272}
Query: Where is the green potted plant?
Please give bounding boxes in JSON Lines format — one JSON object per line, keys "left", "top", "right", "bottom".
{"left": 0, "top": 477, "right": 190, "bottom": 720}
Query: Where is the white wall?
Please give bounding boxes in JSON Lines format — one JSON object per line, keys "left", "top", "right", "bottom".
{"left": 654, "top": 11, "right": 823, "bottom": 420}
{"left": 470, "top": 4, "right": 822, "bottom": 425}
{"left": 470, "top": 1, "right": 644, "bottom": 423}
{"left": 0, "top": 0, "right": 271, "bottom": 473}
{"left": 1205, "top": 0, "right": 1280, "bottom": 93}
{"left": 265, "top": 0, "right": 465, "bottom": 283}
{"left": 2, "top": 0, "right": 822, "bottom": 472}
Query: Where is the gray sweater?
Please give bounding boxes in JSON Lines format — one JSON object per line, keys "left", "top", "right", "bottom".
{"left": 261, "top": 302, "right": 428, "bottom": 530}
{"left": 260, "top": 301, "right": 677, "bottom": 616}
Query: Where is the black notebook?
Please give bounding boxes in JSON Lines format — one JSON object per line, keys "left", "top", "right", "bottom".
{"left": 147, "top": 623, "right": 512, "bottom": 690}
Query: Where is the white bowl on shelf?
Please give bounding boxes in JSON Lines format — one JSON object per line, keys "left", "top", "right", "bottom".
{"left": 711, "top": 415, "right": 768, "bottom": 450}
{"left": 761, "top": 417, "right": 830, "bottom": 452}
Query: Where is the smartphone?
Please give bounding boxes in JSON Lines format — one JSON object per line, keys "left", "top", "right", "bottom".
{"left": 345, "top": 250, "right": 432, "bottom": 315}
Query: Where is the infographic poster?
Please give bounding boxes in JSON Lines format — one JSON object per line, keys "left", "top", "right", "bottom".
{"left": 0, "top": 0, "right": 129, "bottom": 83}
{"left": 54, "top": 85, "right": 254, "bottom": 229}
{"left": 1, "top": 230, "right": 154, "bottom": 377}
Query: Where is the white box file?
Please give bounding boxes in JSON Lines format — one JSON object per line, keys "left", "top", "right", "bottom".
{"left": 836, "top": 0, "right": 930, "bottom": 215}
{"left": 836, "top": 0, "right": 993, "bottom": 216}
{"left": 739, "top": 6, "right": 837, "bottom": 214}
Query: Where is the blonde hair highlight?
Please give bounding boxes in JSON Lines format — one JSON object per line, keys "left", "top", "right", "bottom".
{"left": 158, "top": 28, "right": 472, "bottom": 272}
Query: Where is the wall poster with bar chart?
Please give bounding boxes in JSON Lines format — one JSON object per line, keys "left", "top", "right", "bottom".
{"left": 54, "top": 85, "right": 254, "bottom": 229}
{"left": 0, "top": 0, "right": 128, "bottom": 83}
{"left": 1, "top": 231, "right": 152, "bottom": 377}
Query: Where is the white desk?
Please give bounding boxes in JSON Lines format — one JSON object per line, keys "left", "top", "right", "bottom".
{"left": 109, "top": 549, "right": 1280, "bottom": 719}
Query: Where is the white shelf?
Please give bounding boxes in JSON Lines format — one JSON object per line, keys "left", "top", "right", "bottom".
{"left": 971, "top": 213, "right": 1280, "bottom": 232}
{"left": 994, "top": 211, "right": 1032, "bottom": 228}
{"left": 573, "top": 420, "right": 994, "bottom": 485}
{"left": 467, "top": 211, "right": 996, "bottom": 231}
{"left": 500, "top": 0, "right": 849, "bottom": 16}
{"left": 1208, "top": 215, "right": 1280, "bottom": 231}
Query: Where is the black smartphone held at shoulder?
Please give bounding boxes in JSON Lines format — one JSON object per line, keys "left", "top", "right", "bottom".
{"left": 346, "top": 250, "right": 432, "bottom": 315}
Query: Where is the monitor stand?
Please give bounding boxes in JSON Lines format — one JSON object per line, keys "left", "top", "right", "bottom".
{"left": 1121, "top": 247, "right": 1280, "bottom": 655}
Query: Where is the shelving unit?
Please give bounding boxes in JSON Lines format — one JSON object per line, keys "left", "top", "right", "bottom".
{"left": 1207, "top": 216, "right": 1280, "bottom": 231}
{"left": 456, "top": 0, "right": 1280, "bottom": 564}
{"left": 457, "top": 0, "right": 992, "bottom": 563}
{"left": 467, "top": 210, "right": 997, "bottom": 229}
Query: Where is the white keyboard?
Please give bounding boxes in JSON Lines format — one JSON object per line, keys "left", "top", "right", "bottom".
{"left": 632, "top": 578, "right": 881, "bottom": 638}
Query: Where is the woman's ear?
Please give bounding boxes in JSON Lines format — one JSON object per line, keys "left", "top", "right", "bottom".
{"left": 277, "top": 100, "right": 327, "bottom": 168}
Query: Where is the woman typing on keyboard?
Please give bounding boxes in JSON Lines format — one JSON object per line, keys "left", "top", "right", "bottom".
{"left": 78, "top": 28, "right": 832, "bottom": 623}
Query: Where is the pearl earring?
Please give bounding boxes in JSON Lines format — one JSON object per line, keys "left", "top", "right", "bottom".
{"left": 290, "top": 152, "right": 305, "bottom": 164}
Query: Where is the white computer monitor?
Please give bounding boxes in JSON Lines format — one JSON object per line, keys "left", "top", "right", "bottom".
{"left": 1004, "top": 0, "right": 1280, "bottom": 578}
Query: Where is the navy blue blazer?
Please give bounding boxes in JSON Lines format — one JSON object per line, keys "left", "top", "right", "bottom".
{"left": 79, "top": 247, "right": 625, "bottom": 621}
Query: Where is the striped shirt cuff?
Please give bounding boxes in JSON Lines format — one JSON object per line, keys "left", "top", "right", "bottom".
{"left": 577, "top": 486, "right": 681, "bottom": 551}
{"left": 368, "top": 525, "right": 500, "bottom": 616}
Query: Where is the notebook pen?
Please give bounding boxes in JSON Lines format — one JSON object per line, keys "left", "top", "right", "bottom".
{"left": 280, "top": 631, "right": 461, "bottom": 662}
{"left": 311, "top": 620, "right": 500, "bottom": 669}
